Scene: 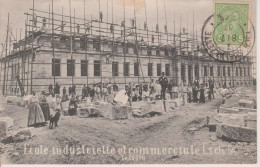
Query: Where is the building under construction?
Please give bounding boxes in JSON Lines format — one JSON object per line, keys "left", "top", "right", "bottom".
{"left": 0, "top": 0, "right": 255, "bottom": 95}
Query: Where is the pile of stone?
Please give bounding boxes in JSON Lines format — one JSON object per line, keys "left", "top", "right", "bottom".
{"left": 77, "top": 101, "right": 131, "bottom": 120}
{"left": 6, "top": 96, "right": 21, "bottom": 105}
{"left": 131, "top": 100, "right": 176, "bottom": 118}
{"left": 209, "top": 93, "right": 257, "bottom": 142}
{"left": 0, "top": 117, "right": 14, "bottom": 139}
{"left": 1, "top": 129, "right": 32, "bottom": 144}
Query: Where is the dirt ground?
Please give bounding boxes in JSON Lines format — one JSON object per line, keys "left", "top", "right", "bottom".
{"left": 0, "top": 89, "right": 257, "bottom": 164}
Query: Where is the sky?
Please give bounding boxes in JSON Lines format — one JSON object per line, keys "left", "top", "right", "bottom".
{"left": 0, "top": 0, "right": 213, "bottom": 45}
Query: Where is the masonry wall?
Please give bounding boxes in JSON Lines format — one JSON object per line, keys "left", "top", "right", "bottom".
{"left": 0, "top": 34, "right": 254, "bottom": 95}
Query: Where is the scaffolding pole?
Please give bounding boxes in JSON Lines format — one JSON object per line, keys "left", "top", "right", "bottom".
{"left": 52, "top": 0, "right": 56, "bottom": 86}
{"left": 2, "top": 13, "right": 9, "bottom": 95}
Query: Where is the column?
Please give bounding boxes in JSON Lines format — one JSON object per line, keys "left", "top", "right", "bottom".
{"left": 177, "top": 61, "right": 181, "bottom": 86}
{"left": 185, "top": 64, "right": 189, "bottom": 85}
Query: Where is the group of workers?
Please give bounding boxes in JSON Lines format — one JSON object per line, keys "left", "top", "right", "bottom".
{"left": 27, "top": 72, "right": 216, "bottom": 127}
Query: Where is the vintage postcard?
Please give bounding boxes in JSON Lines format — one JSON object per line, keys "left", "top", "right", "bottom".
{"left": 0, "top": 0, "right": 257, "bottom": 165}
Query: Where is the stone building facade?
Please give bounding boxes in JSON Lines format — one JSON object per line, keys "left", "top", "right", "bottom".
{"left": 0, "top": 32, "right": 253, "bottom": 95}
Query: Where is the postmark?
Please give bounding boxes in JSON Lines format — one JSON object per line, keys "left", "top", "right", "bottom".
{"left": 214, "top": 3, "right": 249, "bottom": 46}
{"left": 201, "top": 2, "right": 255, "bottom": 63}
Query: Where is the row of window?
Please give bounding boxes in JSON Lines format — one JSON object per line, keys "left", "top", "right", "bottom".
{"left": 80, "top": 40, "right": 177, "bottom": 56}
{"left": 52, "top": 59, "right": 170, "bottom": 77}
{"left": 203, "top": 66, "right": 250, "bottom": 77}
{"left": 180, "top": 65, "right": 251, "bottom": 81}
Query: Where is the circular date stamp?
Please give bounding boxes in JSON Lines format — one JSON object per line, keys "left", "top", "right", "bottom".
{"left": 201, "top": 3, "right": 255, "bottom": 63}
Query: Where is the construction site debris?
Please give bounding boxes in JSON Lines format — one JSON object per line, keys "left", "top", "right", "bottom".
{"left": 111, "top": 103, "right": 129, "bottom": 119}
{"left": 216, "top": 124, "right": 256, "bottom": 142}
{"left": 113, "top": 90, "right": 128, "bottom": 105}
{"left": 1, "top": 117, "right": 14, "bottom": 129}
{"left": 6, "top": 96, "right": 21, "bottom": 104}
{"left": 0, "top": 121, "right": 7, "bottom": 138}
{"left": 98, "top": 102, "right": 114, "bottom": 119}
{"left": 2, "top": 129, "right": 32, "bottom": 144}
{"left": 218, "top": 107, "right": 239, "bottom": 114}
{"left": 238, "top": 99, "right": 255, "bottom": 109}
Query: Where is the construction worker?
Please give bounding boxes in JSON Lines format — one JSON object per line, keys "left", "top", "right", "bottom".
{"left": 76, "top": 24, "right": 80, "bottom": 34}
{"left": 63, "top": 87, "right": 66, "bottom": 96}
{"left": 61, "top": 21, "right": 65, "bottom": 32}
{"left": 110, "top": 24, "right": 114, "bottom": 33}
{"left": 33, "top": 13, "right": 37, "bottom": 27}
{"left": 121, "top": 20, "right": 125, "bottom": 27}
{"left": 193, "top": 78, "right": 199, "bottom": 102}
{"left": 208, "top": 77, "right": 214, "bottom": 100}
{"left": 156, "top": 24, "right": 159, "bottom": 33}
{"left": 158, "top": 72, "right": 168, "bottom": 100}
{"left": 181, "top": 80, "right": 188, "bottom": 106}
{"left": 99, "top": 12, "right": 103, "bottom": 22}
{"left": 144, "top": 22, "right": 147, "bottom": 30}
{"left": 164, "top": 25, "right": 167, "bottom": 33}
{"left": 168, "top": 79, "right": 174, "bottom": 99}
{"left": 48, "top": 84, "right": 53, "bottom": 95}
{"left": 131, "top": 19, "right": 135, "bottom": 28}
{"left": 106, "top": 54, "right": 110, "bottom": 64}
{"left": 54, "top": 82, "right": 60, "bottom": 95}
{"left": 41, "top": 17, "right": 47, "bottom": 30}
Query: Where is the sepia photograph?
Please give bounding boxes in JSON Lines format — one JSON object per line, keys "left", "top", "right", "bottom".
{"left": 0, "top": 0, "right": 257, "bottom": 165}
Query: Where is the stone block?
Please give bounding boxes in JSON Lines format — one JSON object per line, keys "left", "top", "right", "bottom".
{"left": 114, "top": 90, "right": 128, "bottom": 105}
{"left": 246, "top": 113, "right": 257, "bottom": 129}
{"left": 168, "top": 100, "right": 176, "bottom": 110}
{"left": 6, "top": 96, "right": 21, "bottom": 104}
{"left": 78, "top": 108, "right": 89, "bottom": 118}
{"left": 1, "top": 117, "right": 14, "bottom": 129}
{"left": 238, "top": 99, "right": 254, "bottom": 109}
{"left": 235, "top": 107, "right": 257, "bottom": 113}
{"left": 0, "top": 121, "right": 7, "bottom": 138}
{"left": 247, "top": 112, "right": 257, "bottom": 121}
{"left": 216, "top": 124, "right": 256, "bottom": 142}
{"left": 216, "top": 113, "right": 246, "bottom": 127}
{"left": 247, "top": 120, "right": 257, "bottom": 129}
{"left": 112, "top": 104, "right": 128, "bottom": 119}
{"left": 88, "top": 107, "right": 99, "bottom": 116}
{"left": 218, "top": 107, "right": 239, "bottom": 114}
{"left": 98, "top": 102, "right": 113, "bottom": 119}
{"left": 150, "top": 102, "right": 164, "bottom": 112}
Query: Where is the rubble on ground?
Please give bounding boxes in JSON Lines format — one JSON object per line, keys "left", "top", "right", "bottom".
{"left": 209, "top": 87, "right": 257, "bottom": 142}
{"left": 216, "top": 124, "right": 256, "bottom": 142}
{"left": 1, "top": 129, "right": 32, "bottom": 144}
{"left": 238, "top": 99, "right": 255, "bottom": 109}
{"left": 6, "top": 96, "right": 21, "bottom": 104}
{"left": 0, "top": 121, "right": 7, "bottom": 138}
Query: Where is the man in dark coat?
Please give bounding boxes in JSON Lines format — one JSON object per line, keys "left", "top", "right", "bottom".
{"left": 54, "top": 82, "right": 60, "bottom": 94}
{"left": 208, "top": 77, "right": 214, "bottom": 100}
{"left": 63, "top": 87, "right": 66, "bottom": 96}
{"left": 158, "top": 72, "right": 168, "bottom": 100}
{"left": 48, "top": 84, "right": 53, "bottom": 95}
{"left": 168, "top": 79, "right": 174, "bottom": 99}
{"left": 69, "top": 85, "right": 72, "bottom": 96}
{"left": 72, "top": 84, "right": 76, "bottom": 95}
{"left": 193, "top": 78, "right": 199, "bottom": 102}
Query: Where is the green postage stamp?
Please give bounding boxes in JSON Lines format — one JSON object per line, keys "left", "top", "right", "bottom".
{"left": 214, "top": 3, "right": 249, "bottom": 46}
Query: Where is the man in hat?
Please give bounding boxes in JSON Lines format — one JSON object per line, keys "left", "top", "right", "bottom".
{"left": 158, "top": 72, "right": 168, "bottom": 100}
{"left": 208, "top": 77, "right": 214, "bottom": 100}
